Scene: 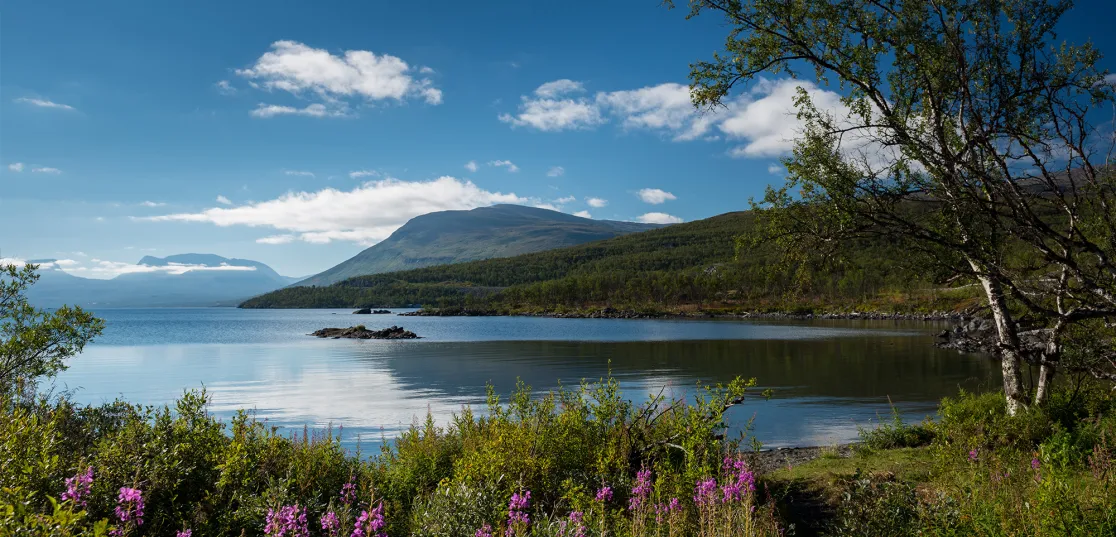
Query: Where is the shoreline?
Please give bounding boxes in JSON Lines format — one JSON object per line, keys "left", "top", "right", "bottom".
{"left": 399, "top": 307, "right": 968, "bottom": 322}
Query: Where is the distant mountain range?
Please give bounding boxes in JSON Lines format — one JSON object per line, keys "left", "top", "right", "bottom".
{"left": 294, "top": 204, "right": 661, "bottom": 287}
{"left": 25, "top": 254, "right": 298, "bottom": 308}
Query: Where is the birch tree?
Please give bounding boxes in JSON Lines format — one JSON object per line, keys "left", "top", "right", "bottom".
{"left": 671, "top": 0, "right": 1116, "bottom": 414}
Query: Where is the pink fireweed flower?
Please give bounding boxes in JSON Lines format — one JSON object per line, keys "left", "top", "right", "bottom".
{"left": 321, "top": 511, "right": 341, "bottom": 536}
{"left": 353, "top": 501, "right": 386, "bottom": 537}
{"left": 177, "top": 531, "right": 192, "bottom": 537}
{"left": 569, "top": 511, "right": 587, "bottom": 537}
{"left": 968, "top": 449, "right": 979, "bottom": 462}
{"left": 595, "top": 486, "right": 612, "bottom": 502}
{"left": 61, "top": 466, "right": 93, "bottom": 507}
{"left": 265, "top": 504, "right": 310, "bottom": 537}
{"left": 721, "top": 457, "right": 757, "bottom": 502}
{"left": 694, "top": 477, "right": 718, "bottom": 506}
{"left": 114, "top": 487, "right": 144, "bottom": 525}
{"left": 506, "top": 491, "right": 531, "bottom": 536}
{"left": 341, "top": 481, "right": 357, "bottom": 505}
{"left": 1032, "top": 457, "right": 1041, "bottom": 470}
{"left": 629, "top": 468, "right": 652, "bottom": 511}
{"left": 475, "top": 524, "right": 494, "bottom": 537}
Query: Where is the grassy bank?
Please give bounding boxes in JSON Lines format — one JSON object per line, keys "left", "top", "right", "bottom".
{"left": 3, "top": 375, "right": 1114, "bottom": 536}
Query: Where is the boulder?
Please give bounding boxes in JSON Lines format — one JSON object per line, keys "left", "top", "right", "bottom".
{"left": 311, "top": 325, "right": 420, "bottom": 339}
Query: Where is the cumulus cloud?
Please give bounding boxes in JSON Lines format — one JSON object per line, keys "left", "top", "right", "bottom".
{"left": 15, "top": 97, "right": 76, "bottom": 111}
{"left": 8, "top": 163, "right": 24, "bottom": 172}
{"left": 143, "top": 176, "right": 527, "bottom": 245}
{"left": 235, "top": 40, "right": 442, "bottom": 118}
{"left": 257, "top": 234, "right": 296, "bottom": 245}
{"left": 767, "top": 164, "right": 784, "bottom": 175}
{"left": 546, "top": 166, "right": 565, "bottom": 177}
{"left": 349, "top": 170, "right": 378, "bottom": 179}
{"left": 488, "top": 160, "right": 520, "bottom": 173}
{"left": 534, "top": 79, "right": 584, "bottom": 98}
{"left": 216, "top": 195, "right": 233, "bottom": 205}
{"left": 32, "top": 167, "right": 62, "bottom": 174}
{"left": 636, "top": 212, "right": 683, "bottom": 224}
{"left": 637, "top": 188, "right": 676, "bottom": 204}
{"left": 464, "top": 161, "right": 478, "bottom": 172}
{"left": 573, "top": 210, "right": 592, "bottom": 218}
{"left": 215, "top": 80, "right": 236, "bottom": 95}
{"left": 140, "top": 201, "right": 166, "bottom": 207}
{"left": 597, "top": 83, "right": 717, "bottom": 141}
{"left": 498, "top": 79, "right": 605, "bottom": 131}
{"left": 586, "top": 197, "right": 608, "bottom": 208}
{"left": 496, "top": 78, "right": 868, "bottom": 163}
{"left": 250, "top": 103, "right": 347, "bottom": 118}
{"left": 554, "top": 195, "right": 576, "bottom": 204}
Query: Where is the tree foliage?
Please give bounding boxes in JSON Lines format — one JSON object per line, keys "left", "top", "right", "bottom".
{"left": 1, "top": 263, "right": 104, "bottom": 391}
{"left": 673, "top": 0, "right": 1116, "bottom": 413}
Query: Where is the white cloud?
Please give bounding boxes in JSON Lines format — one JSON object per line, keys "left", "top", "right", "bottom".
{"left": 636, "top": 212, "right": 683, "bottom": 224}
{"left": 215, "top": 80, "right": 236, "bottom": 95}
{"left": 143, "top": 176, "right": 527, "bottom": 245}
{"left": 573, "top": 210, "right": 592, "bottom": 218}
{"left": 464, "top": 161, "right": 478, "bottom": 172}
{"left": 586, "top": 197, "right": 608, "bottom": 208}
{"left": 488, "top": 160, "right": 520, "bottom": 173}
{"left": 235, "top": 40, "right": 442, "bottom": 117}
{"left": 284, "top": 170, "right": 316, "bottom": 178}
{"left": 554, "top": 195, "right": 576, "bottom": 204}
{"left": 8, "top": 162, "right": 24, "bottom": 172}
{"left": 32, "top": 167, "right": 62, "bottom": 174}
{"left": 349, "top": 170, "right": 378, "bottom": 179}
{"left": 637, "top": 188, "right": 676, "bottom": 204}
{"left": 534, "top": 79, "right": 584, "bottom": 98}
{"left": 257, "top": 234, "right": 296, "bottom": 245}
{"left": 15, "top": 97, "right": 76, "bottom": 111}
{"left": 66, "top": 260, "right": 257, "bottom": 279}
{"left": 498, "top": 80, "right": 605, "bottom": 131}
{"left": 216, "top": 195, "right": 233, "bottom": 205}
{"left": 250, "top": 103, "right": 347, "bottom": 118}
{"left": 546, "top": 166, "right": 565, "bottom": 177}
{"left": 767, "top": 164, "right": 784, "bottom": 175}
{"left": 140, "top": 201, "right": 166, "bottom": 207}
{"left": 533, "top": 203, "right": 562, "bottom": 212}
{"left": 597, "top": 83, "right": 717, "bottom": 141}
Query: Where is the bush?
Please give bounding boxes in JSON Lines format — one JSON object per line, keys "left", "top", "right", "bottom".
{"left": 858, "top": 405, "right": 935, "bottom": 450}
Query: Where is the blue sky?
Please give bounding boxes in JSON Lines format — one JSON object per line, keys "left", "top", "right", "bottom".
{"left": 3, "top": 1, "right": 1115, "bottom": 278}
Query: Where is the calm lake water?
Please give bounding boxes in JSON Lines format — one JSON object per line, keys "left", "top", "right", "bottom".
{"left": 55, "top": 308, "right": 1000, "bottom": 450}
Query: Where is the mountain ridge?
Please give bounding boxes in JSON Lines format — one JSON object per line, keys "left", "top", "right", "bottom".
{"left": 294, "top": 204, "right": 661, "bottom": 287}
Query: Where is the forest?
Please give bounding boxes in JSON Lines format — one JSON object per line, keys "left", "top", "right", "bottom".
{"left": 241, "top": 211, "right": 957, "bottom": 314}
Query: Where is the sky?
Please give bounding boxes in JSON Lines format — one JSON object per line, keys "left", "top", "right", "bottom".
{"left": 3, "top": 1, "right": 1115, "bottom": 278}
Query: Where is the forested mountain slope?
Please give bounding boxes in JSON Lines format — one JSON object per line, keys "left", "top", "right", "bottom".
{"left": 242, "top": 211, "right": 941, "bottom": 312}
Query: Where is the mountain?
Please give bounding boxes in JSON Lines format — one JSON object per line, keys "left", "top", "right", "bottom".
{"left": 241, "top": 210, "right": 935, "bottom": 313}
{"left": 294, "top": 204, "right": 660, "bottom": 287}
{"left": 25, "top": 254, "right": 298, "bottom": 308}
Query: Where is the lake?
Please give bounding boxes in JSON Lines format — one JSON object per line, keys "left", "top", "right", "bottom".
{"left": 55, "top": 308, "right": 1000, "bottom": 450}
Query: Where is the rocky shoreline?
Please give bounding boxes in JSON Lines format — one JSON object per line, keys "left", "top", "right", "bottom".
{"left": 353, "top": 308, "right": 392, "bottom": 314}
{"left": 311, "top": 325, "right": 420, "bottom": 339}
{"left": 400, "top": 306, "right": 968, "bottom": 322}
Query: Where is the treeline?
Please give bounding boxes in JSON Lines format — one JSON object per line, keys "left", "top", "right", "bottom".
{"left": 242, "top": 211, "right": 948, "bottom": 312}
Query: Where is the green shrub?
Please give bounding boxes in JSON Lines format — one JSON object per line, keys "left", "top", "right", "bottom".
{"left": 858, "top": 405, "right": 935, "bottom": 450}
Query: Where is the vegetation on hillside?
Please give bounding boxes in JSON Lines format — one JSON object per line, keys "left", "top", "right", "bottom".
{"left": 242, "top": 211, "right": 962, "bottom": 314}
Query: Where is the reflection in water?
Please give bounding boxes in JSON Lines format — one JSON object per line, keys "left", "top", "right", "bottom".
{"left": 59, "top": 327, "right": 999, "bottom": 449}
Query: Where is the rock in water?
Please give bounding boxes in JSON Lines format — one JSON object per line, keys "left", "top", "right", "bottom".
{"left": 310, "top": 325, "right": 420, "bottom": 339}
{"left": 353, "top": 308, "right": 372, "bottom": 314}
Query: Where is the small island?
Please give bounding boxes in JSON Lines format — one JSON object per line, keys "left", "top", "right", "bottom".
{"left": 310, "top": 325, "right": 420, "bottom": 339}
{"left": 352, "top": 308, "right": 392, "bottom": 314}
